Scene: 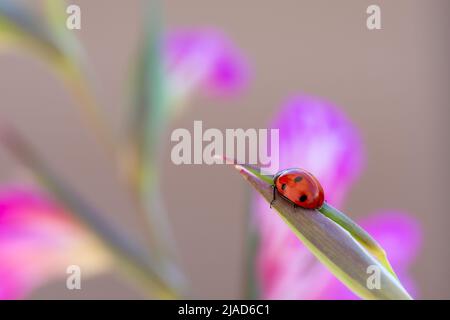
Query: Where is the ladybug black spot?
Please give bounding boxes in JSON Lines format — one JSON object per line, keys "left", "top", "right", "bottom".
{"left": 281, "top": 184, "right": 287, "bottom": 190}
{"left": 294, "top": 176, "right": 303, "bottom": 183}
{"left": 299, "top": 195, "right": 307, "bottom": 202}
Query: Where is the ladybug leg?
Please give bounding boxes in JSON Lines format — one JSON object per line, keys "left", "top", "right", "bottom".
{"left": 270, "top": 185, "right": 276, "bottom": 208}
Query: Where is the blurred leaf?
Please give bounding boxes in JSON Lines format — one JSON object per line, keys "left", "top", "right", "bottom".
{"left": 126, "top": 0, "right": 166, "bottom": 188}
{"left": 0, "top": 0, "right": 62, "bottom": 57}
{"left": 0, "top": 0, "right": 114, "bottom": 152}
{"left": 0, "top": 124, "right": 184, "bottom": 299}
{"left": 234, "top": 163, "right": 412, "bottom": 300}
{"left": 123, "top": 0, "right": 181, "bottom": 263}
{"left": 43, "top": 0, "right": 83, "bottom": 60}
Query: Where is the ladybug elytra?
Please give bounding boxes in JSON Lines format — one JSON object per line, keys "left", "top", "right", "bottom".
{"left": 270, "top": 168, "right": 325, "bottom": 209}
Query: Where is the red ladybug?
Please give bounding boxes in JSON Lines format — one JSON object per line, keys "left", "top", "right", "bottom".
{"left": 270, "top": 168, "right": 325, "bottom": 209}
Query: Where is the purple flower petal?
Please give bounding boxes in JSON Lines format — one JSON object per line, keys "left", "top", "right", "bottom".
{"left": 0, "top": 185, "right": 110, "bottom": 299}
{"left": 359, "top": 212, "right": 422, "bottom": 271}
{"left": 165, "top": 28, "right": 249, "bottom": 102}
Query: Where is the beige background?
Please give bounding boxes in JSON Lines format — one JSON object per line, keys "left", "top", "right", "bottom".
{"left": 0, "top": 0, "right": 449, "bottom": 299}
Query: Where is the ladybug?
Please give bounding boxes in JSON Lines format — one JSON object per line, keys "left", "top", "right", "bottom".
{"left": 270, "top": 168, "right": 325, "bottom": 209}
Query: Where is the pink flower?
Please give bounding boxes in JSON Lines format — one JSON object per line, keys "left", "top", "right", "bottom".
{"left": 0, "top": 186, "right": 110, "bottom": 299}
{"left": 254, "top": 96, "right": 421, "bottom": 299}
{"left": 165, "top": 28, "right": 249, "bottom": 104}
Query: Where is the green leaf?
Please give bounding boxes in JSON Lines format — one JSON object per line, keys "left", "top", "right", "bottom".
{"left": 235, "top": 163, "right": 412, "bottom": 300}
{"left": 319, "top": 202, "right": 398, "bottom": 278}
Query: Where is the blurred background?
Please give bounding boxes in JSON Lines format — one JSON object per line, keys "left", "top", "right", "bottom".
{"left": 0, "top": 0, "right": 449, "bottom": 299}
